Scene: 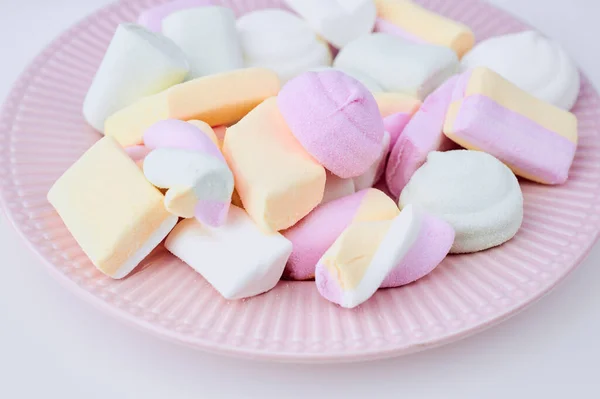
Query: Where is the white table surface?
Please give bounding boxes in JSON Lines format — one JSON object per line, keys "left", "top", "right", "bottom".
{"left": 1, "top": 0, "right": 599, "bottom": 398}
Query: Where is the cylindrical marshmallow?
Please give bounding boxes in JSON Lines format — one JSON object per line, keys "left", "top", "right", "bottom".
{"left": 162, "top": 7, "right": 244, "bottom": 79}
{"left": 142, "top": 119, "right": 234, "bottom": 227}
{"left": 47, "top": 137, "right": 178, "bottom": 279}
{"left": 315, "top": 205, "right": 422, "bottom": 308}
{"left": 282, "top": 189, "right": 399, "bottom": 280}
{"left": 104, "top": 68, "right": 280, "bottom": 147}
{"left": 222, "top": 98, "right": 326, "bottom": 232}
{"left": 444, "top": 67, "right": 578, "bottom": 185}
{"left": 374, "top": 0, "right": 475, "bottom": 58}
{"left": 138, "top": 0, "right": 217, "bottom": 32}
{"left": 277, "top": 70, "right": 384, "bottom": 178}
{"left": 283, "top": 0, "right": 377, "bottom": 48}
{"left": 386, "top": 75, "right": 458, "bottom": 197}
{"left": 83, "top": 23, "right": 189, "bottom": 132}
{"left": 334, "top": 33, "right": 458, "bottom": 99}
{"left": 237, "top": 9, "right": 332, "bottom": 83}
{"left": 165, "top": 206, "right": 292, "bottom": 300}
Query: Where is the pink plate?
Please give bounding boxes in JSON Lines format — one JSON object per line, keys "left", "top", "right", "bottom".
{"left": 1, "top": 0, "right": 600, "bottom": 363}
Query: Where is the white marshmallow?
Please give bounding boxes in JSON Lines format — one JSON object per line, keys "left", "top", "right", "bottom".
{"left": 322, "top": 172, "right": 356, "bottom": 204}
{"left": 283, "top": 0, "right": 376, "bottom": 48}
{"left": 321, "top": 131, "right": 390, "bottom": 203}
{"left": 353, "top": 130, "right": 390, "bottom": 191}
{"left": 143, "top": 148, "right": 234, "bottom": 213}
{"left": 237, "top": 9, "right": 332, "bottom": 83}
{"left": 311, "top": 66, "right": 383, "bottom": 92}
{"left": 162, "top": 7, "right": 244, "bottom": 79}
{"left": 334, "top": 33, "right": 458, "bottom": 98}
{"left": 399, "top": 150, "right": 523, "bottom": 253}
{"left": 83, "top": 23, "right": 189, "bottom": 132}
{"left": 165, "top": 206, "right": 292, "bottom": 300}
{"left": 461, "top": 30, "right": 580, "bottom": 110}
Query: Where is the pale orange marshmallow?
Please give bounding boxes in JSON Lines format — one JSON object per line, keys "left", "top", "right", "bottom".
{"left": 223, "top": 97, "right": 326, "bottom": 232}
{"left": 104, "top": 68, "right": 280, "bottom": 147}
{"left": 47, "top": 137, "right": 177, "bottom": 279}
{"left": 374, "top": 92, "right": 421, "bottom": 117}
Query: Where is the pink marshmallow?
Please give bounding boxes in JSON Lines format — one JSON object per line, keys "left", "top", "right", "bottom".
{"left": 381, "top": 212, "right": 454, "bottom": 288}
{"left": 143, "top": 119, "right": 223, "bottom": 160}
{"left": 124, "top": 144, "right": 151, "bottom": 161}
{"left": 212, "top": 125, "right": 227, "bottom": 142}
{"left": 386, "top": 75, "right": 459, "bottom": 198}
{"left": 315, "top": 206, "right": 454, "bottom": 308}
{"left": 138, "top": 0, "right": 217, "bottom": 32}
{"left": 384, "top": 112, "right": 412, "bottom": 149}
{"left": 277, "top": 70, "right": 385, "bottom": 178}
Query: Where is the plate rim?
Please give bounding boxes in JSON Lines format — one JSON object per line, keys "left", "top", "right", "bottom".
{"left": 1, "top": 0, "right": 600, "bottom": 363}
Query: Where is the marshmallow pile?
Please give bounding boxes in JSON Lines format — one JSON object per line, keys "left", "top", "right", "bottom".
{"left": 48, "top": 0, "right": 580, "bottom": 309}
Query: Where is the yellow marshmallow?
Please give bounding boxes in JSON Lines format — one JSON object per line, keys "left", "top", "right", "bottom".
{"left": 223, "top": 97, "right": 326, "bottom": 232}
{"left": 47, "top": 137, "right": 177, "bottom": 279}
{"left": 375, "top": 0, "right": 475, "bottom": 58}
{"left": 105, "top": 68, "right": 280, "bottom": 147}
{"left": 324, "top": 220, "right": 393, "bottom": 290}
{"left": 374, "top": 92, "right": 422, "bottom": 117}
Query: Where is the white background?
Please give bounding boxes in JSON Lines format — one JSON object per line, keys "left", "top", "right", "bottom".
{"left": 1, "top": 0, "right": 599, "bottom": 398}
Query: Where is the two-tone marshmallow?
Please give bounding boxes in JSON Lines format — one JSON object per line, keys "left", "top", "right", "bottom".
{"left": 165, "top": 206, "right": 292, "bottom": 300}
{"left": 334, "top": 33, "right": 458, "bottom": 99}
{"left": 47, "top": 137, "right": 178, "bottom": 279}
{"left": 461, "top": 30, "right": 580, "bottom": 110}
{"left": 142, "top": 119, "right": 234, "bottom": 227}
{"left": 138, "top": 0, "right": 217, "bottom": 32}
{"left": 236, "top": 9, "right": 332, "bottom": 83}
{"left": 316, "top": 205, "right": 449, "bottom": 308}
{"left": 374, "top": 0, "right": 475, "bottom": 58}
{"left": 283, "top": 0, "right": 376, "bottom": 48}
{"left": 105, "top": 68, "right": 280, "bottom": 147}
{"left": 83, "top": 23, "right": 189, "bottom": 132}
{"left": 223, "top": 98, "right": 326, "bottom": 232}
{"left": 386, "top": 75, "right": 458, "bottom": 198}
{"left": 162, "top": 7, "right": 244, "bottom": 79}
{"left": 400, "top": 150, "right": 523, "bottom": 253}
{"left": 277, "top": 70, "right": 384, "bottom": 178}
{"left": 444, "top": 67, "right": 578, "bottom": 185}
{"left": 283, "top": 189, "right": 399, "bottom": 280}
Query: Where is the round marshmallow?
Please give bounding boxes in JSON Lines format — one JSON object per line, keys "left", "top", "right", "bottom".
{"left": 399, "top": 150, "right": 523, "bottom": 253}
{"left": 236, "top": 9, "right": 332, "bottom": 83}
{"left": 283, "top": 0, "right": 377, "bottom": 48}
{"left": 83, "top": 23, "right": 189, "bottom": 132}
{"left": 162, "top": 7, "right": 244, "bottom": 79}
{"left": 277, "top": 70, "right": 385, "bottom": 178}
{"left": 461, "top": 30, "right": 580, "bottom": 110}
